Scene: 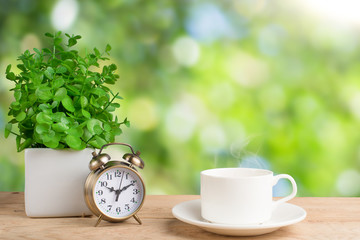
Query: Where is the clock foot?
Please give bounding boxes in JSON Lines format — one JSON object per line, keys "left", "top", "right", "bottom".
{"left": 133, "top": 214, "right": 142, "bottom": 225}
{"left": 94, "top": 214, "right": 103, "bottom": 227}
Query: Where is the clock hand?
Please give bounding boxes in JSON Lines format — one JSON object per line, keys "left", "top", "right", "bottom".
{"left": 122, "top": 183, "right": 134, "bottom": 192}
{"left": 119, "top": 182, "right": 135, "bottom": 193}
{"left": 115, "top": 171, "right": 125, "bottom": 202}
{"left": 105, "top": 186, "right": 116, "bottom": 192}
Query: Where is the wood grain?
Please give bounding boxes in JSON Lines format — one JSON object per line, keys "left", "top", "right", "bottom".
{"left": 0, "top": 192, "right": 359, "bottom": 240}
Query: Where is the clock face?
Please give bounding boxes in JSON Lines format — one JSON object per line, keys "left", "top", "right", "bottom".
{"left": 93, "top": 166, "right": 145, "bottom": 219}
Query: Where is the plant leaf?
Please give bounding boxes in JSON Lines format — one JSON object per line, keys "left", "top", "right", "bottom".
{"left": 61, "top": 96, "right": 75, "bottom": 112}
{"left": 44, "top": 67, "right": 54, "bottom": 80}
{"left": 6, "top": 72, "right": 16, "bottom": 81}
{"left": 53, "top": 77, "right": 65, "bottom": 89}
{"left": 124, "top": 118, "right": 130, "bottom": 127}
{"left": 105, "top": 44, "right": 112, "bottom": 53}
{"left": 43, "top": 137, "right": 60, "bottom": 148}
{"left": 14, "top": 91, "right": 22, "bottom": 101}
{"left": 80, "top": 96, "right": 88, "bottom": 108}
{"left": 35, "top": 86, "right": 53, "bottom": 101}
{"left": 54, "top": 87, "right": 67, "bottom": 101}
{"left": 65, "top": 135, "right": 82, "bottom": 149}
{"left": 113, "top": 127, "right": 122, "bottom": 136}
{"left": 81, "top": 109, "right": 91, "bottom": 119}
{"left": 45, "top": 32, "right": 54, "bottom": 38}
{"left": 66, "top": 127, "right": 83, "bottom": 137}
{"left": 89, "top": 136, "right": 107, "bottom": 149}
{"left": 51, "top": 101, "right": 59, "bottom": 108}
{"left": 79, "top": 64, "right": 87, "bottom": 74}
{"left": 16, "top": 136, "right": 21, "bottom": 151}
{"left": 68, "top": 38, "right": 77, "bottom": 47}
{"left": 36, "top": 112, "right": 52, "bottom": 124}
{"left": 4, "top": 123, "right": 12, "bottom": 138}
{"left": 93, "top": 125, "right": 103, "bottom": 134}
{"left": 15, "top": 112, "right": 26, "bottom": 122}
{"left": 17, "top": 64, "right": 26, "bottom": 72}
{"left": 56, "top": 66, "right": 67, "bottom": 74}
{"left": 39, "top": 103, "right": 51, "bottom": 111}
{"left": 52, "top": 122, "right": 69, "bottom": 132}
{"left": 110, "top": 103, "right": 120, "bottom": 108}
{"left": 33, "top": 48, "right": 41, "bottom": 55}
{"left": 42, "top": 132, "right": 61, "bottom": 148}
{"left": 35, "top": 123, "right": 51, "bottom": 134}
{"left": 5, "top": 64, "right": 11, "bottom": 74}
{"left": 90, "top": 96, "right": 100, "bottom": 108}
{"left": 87, "top": 119, "right": 102, "bottom": 135}
{"left": 94, "top": 48, "right": 101, "bottom": 57}
{"left": 103, "top": 123, "right": 111, "bottom": 132}
{"left": 18, "top": 138, "right": 32, "bottom": 152}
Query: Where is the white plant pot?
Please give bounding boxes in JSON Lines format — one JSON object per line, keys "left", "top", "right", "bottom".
{"left": 25, "top": 148, "right": 93, "bottom": 217}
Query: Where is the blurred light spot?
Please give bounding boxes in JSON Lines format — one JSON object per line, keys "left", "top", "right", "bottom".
{"left": 227, "top": 52, "right": 268, "bottom": 88}
{"left": 200, "top": 124, "right": 226, "bottom": 152}
{"left": 172, "top": 36, "right": 200, "bottom": 67}
{"left": 315, "top": 118, "right": 345, "bottom": 149}
{"left": 185, "top": 3, "right": 241, "bottom": 43}
{"left": 21, "top": 33, "right": 41, "bottom": 53}
{"left": 224, "top": 120, "right": 246, "bottom": 144}
{"left": 51, "top": 0, "right": 79, "bottom": 31}
{"left": 257, "top": 24, "right": 286, "bottom": 56}
{"left": 208, "top": 82, "right": 235, "bottom": 110}
{"left": 165, "top": 95, "right": 202, "bottom": 141}
{"left": 128, "top": 97, "right": 158, "bottom": 131}
{"left": 308, "top": 23, "right": 356, "bottom": 54}
{"left": 159, "top": 46, "right": 180, "bottom": 73}
{"left": 303, "top": 0, "right": 360, "bottom": 25}
{"left": 336, "top": 169, "right": 360, "bottom": 196}
{"left": 294, "top": 95, "right": 320, "bottom": 120}
{"left": 348, "top": 92, "right": 360, "bottom": 120}
{"left": 259, "top": 85, "right": 286, "bottom": 111}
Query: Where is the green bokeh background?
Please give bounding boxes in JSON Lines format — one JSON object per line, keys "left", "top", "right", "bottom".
{"left": 1, "top": 0, "right": 360, "bottom": 196}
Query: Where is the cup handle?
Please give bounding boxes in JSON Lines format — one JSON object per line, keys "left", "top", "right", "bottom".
{"left": 272, "top": 174, "right": 297, "bottom": 209}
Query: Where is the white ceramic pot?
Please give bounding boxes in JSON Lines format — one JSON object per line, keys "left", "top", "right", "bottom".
{"left": 24, "top": 148, "right": 93, "bottom": 217}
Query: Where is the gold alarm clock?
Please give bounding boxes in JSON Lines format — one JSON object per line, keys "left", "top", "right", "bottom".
{"left": 84, "top": 143, "right": 145, "bottom": 227}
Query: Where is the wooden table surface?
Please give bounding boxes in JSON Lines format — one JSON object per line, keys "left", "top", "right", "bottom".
{"left": 0, "top": 192, "right": 359, "bottom": 239}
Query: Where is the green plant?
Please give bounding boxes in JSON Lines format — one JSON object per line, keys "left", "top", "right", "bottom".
{"left": 4, "top": 31, "right": 129, "bottom": 151}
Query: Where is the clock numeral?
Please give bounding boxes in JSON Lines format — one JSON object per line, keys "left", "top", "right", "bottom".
{"left": 100, "top": 181, "right": 108, "bottom": 187}
{"left": 131, "top": 180, "right": 137, "bottom": 184}
{"left": 125, "top": 173, "right": 129, "bottom": 180}
{"left": 106, "top": 173, "right": 112, "bottom": 180}
{"left": 133, "top": 189, "right": 140, "bottom": 194}
{"left": 116, "top": 207, "right": 121, "bottom": 213}
{"left": 125, "top": 204, "right": 130, "bottom": 211}
{"left": 115, "top": 171, "right": 121, "bottom": 177}
{"left": 130, "top": 197, "right": 136, "bottom": 203}
{"left": 107, "top": 205, "right": 112, "bottom": 211}
{"left": 100, "top": 198, "right": 106, "bottom": 204}
{"left": 97, "top": 190, "right": 103, "bottom": 195}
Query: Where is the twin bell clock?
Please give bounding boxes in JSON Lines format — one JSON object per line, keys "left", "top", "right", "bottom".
{"left": 84, "top": 143, "right": 146, "bottom": 227}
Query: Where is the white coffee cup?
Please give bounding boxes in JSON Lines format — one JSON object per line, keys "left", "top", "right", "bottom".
{"left": 201, "top": 168, "right": 297, "bottom": 225}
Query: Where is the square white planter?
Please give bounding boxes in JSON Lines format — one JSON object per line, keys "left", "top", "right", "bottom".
{"left": 25, "top": 148, "right": 93, "bottom": 217}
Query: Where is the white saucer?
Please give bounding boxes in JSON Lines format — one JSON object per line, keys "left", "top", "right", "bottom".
{"left": 172, "top": 199, "right": 306, "bottom": 236}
